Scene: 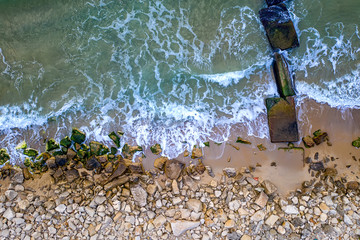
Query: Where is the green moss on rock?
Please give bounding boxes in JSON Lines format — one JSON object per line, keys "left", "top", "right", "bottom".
{"left": 71, "top": 128, "right": 86, "bottom": 144}
{"left": 60, "top": 136, "right": 72, "bottom": 148}
{"left": 15, "top": 140, "right": 27, "bottom": 150}
{"left": 352, "top": 138, "right": 360, "bottom": 148}
{"left": 23, "top": 148, "right": 39, "bottom": 157}
{"left": 236, "top": 137, "right": 252, "bottom": 145}
{"left": 150, "top": 143, "right": 162, "bottom": 154}
{"left": 46, "top": 138, "right": 60, "bottom": 152}
{"left": 0, "top": 148, "right": 10, "bottom": 164}
{"left": 89, "top": 141, "right": 109, "bottom": 156}
{"left": 108, "top": 131, "right": 121, "bottom": 148}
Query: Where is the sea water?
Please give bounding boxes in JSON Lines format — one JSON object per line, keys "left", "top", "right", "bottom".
{"left": 0, "top": 0, "right": 359, "bottom": 160}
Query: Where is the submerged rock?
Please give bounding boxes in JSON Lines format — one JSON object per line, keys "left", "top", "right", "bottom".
{"left": 266, "top": 97, "right": 298, "bottom": 142}
{"left": 23, "top": 148, "right": 39, "bottom": 157}
{"left": 165, "top": 159, "right": 184, "bottom": 179}
{"left": 259, "top": 4, "right": 299, "bottom": 50}
{"left": 108, "top": 131, "right": 121, "bottom": 148}
{"left": 273, "top": 52, "right": 295, "bottom": 97}
{"left": 71, "top": 128, "right": 86, "bottom": 144}
{"left": 236, "top": 137, "right": 251, "bottom": 145}
{"left": 46, "top": 138, "right": 60, "bottom": 152}
{"left": 150, "top": 143, "right": 162, "bottom": 155}
{"left": 89, "top": 141, "right": 109, "bottom": 156}
{"left": 0, "top": 148, "right": 10, "bottom": 164}
{"left": 60, "top": 136, "right": 72, "bottom": 148}
{"left": 266, "top": 0, "right": 285, "bottom": 6}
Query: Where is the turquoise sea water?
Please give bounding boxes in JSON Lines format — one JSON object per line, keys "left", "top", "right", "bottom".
{"left": 0, "top": 0, "right": 359, "bottom": 159}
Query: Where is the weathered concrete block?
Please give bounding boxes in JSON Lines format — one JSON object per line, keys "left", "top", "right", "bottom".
{"left": 259, "top": 4, "right": 299, "bottom": 50}
{"left": 266, "top": 97, "right": 299, "bottom": 142}
{"left": 273, "top": 52, "right": 295, "bottom": 97}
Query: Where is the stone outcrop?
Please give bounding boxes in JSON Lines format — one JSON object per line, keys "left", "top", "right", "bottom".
{"left": 273, "top": 52, "right": 295, "bottom": 97}
{"left": 259, "top": 4, "right": 299, "bottom": 50}
{"left": 266, "top": 97, "right": 299, "bottom": 142}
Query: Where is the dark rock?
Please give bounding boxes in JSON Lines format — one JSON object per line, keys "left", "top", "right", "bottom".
{"left": 23, "top": 148, "right": 39, "bottom": 157}
{"left": 67, "top": 148, "right": 77, "bottom": 160}
{"left": 351, "top": 137, "right": 360, "bottom": 148}
{"left": 77, "top": 149, "right": 86, "bottom": 159}
{"left": 313, "top": 130, "right": 328, "bottom": 145}
{"left": 46, "top": 138, "right": 60, "bottom": 152}
{"left": 266, "top": 0, "right": 285, "bottom": 6}
{"left": 259, "top": 4, "right": 299, "bottom": 50}
{"left": 322, "top": 224, "right": 334, "bottom": 235}
{"left": 195, "top": 159, "right": 206, "bottom": 174}
{"left": 86, "top": 156, "right": 101, "bottom": 171}
{"left": 46, "top": 157, "right": 57, "bottom": 169}
{"left": 65, "top": 169, "right": 80, "bottom": 183}
{"left": 60, "top": 136, "right": 72, "bottom": 148}
{"left": 22, "top": 168, "right": 33, "bottom": 180}
{"left": 310, "top": 162, "right": 324, "bottom": 171}
{"left": 97, "top": 155, "right": 108, "bottom": 164}
{"left": 227, "top": 232, "right": 241, "bottom": 240}
{"left": 236, "top": 137, "right": 251, "bottom": 144}
{"left": 292, "top": 217, "right": 304, "bottom": 227}
{"left": 266, "top": 97, "right": 299, "bottom": 142}
{"left": 128, "top": 162, "right": 144, "bottom": 174}
{"left": 12, "top": 170, "right": 24, "bottom": 184}
{"left": 273, "top": 52, "right": 295, "bottom": 97}
{"left": 71, "top": 128, "right": 86, "bottom": 144}
{"left": 347, "top": 181, "right": 359, "bottom": 190}
{"left": 0, "top": 148, "right": 10, "bottom": 164}
{"left": 150, "top": 143, "right": 162, "bottom": 155}
{"left": 107, "top": 162, "right": 127, "bottom": 183}
{"left": 108, "top": 131, "right": 121, "bottom": 148}
{"left": 55, "top": 155, "right": 67, "bottom": 167}
{"left": 104, "top": 175, "right": 129, "bottom": 191}
{"left": 165, "top": 159, "right": 185, "bottom": 179}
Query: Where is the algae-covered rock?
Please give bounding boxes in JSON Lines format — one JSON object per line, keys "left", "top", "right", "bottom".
{"left": 77, "top": 149, "right": 86, "bottom": 159}
{"left": 352, "top": 138, "right": 360, "bottom": 148}
{"left": 266, "top": 97, "right": 298, "bottom": 143}
{"left": 203, "top": 142, "right": 210, "bottom": 147}
{"left": 273, "top": 52, "right": 295, "bottom": 97}
{"left": 46, "top": 138, "right": 60, "bottom": 152}
{"left": 71, "top": 128, "right": 86, "bottom": 144}
{"left": 259, "top": 4, "right": 299, "bottom": 50}
{"left": 60, "top": 136, "right": 72, "bottom": 148}
{"left": 236, "top": 137, "right": 251, "bottom": 145}
{"left": 23, "top": 148, "right": 39, "bottom": 157}
{"left": 0, "top": 148, "right": 10, "bottom": 164}
{"left": 110, "top": 147, "right": 117, "bottom": 155}
{"left": 89, "top": 141, "right": 109, "bottom": 156}
{"left": 191, "top": 147, "right": 202, "bottom": 159}
{"left": 302, "top": 136, "right": 315, "bottom": 148}
{"left": 108, "top": 131, "right": 121, "bottom": 148}
{"left": 150, "top": 143, "right": 162, "bottom": 155}
{"left": 15, "top": 141, "right": 27, "bottom": 150}
{"left": 24, "top": 158, "right": 32, "bottom": 168}
{"left": 312, "top": 130, "right": 328, "bottom": 145}
{"left": 257, "top": 144, "right": 267, "bottom": 151}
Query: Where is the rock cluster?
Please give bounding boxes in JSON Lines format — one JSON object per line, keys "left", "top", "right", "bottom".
{"left": 1, "top": 156, "right": 359, "bottom": 239}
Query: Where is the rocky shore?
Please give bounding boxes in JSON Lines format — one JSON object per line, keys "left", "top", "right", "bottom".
{"left": 1, "top": 147, "right": 360, "bottom": 239}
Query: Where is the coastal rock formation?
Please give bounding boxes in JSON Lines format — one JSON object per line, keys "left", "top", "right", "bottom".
{"left": 266, "top": 97, "right": 299, "bottom": 142}
{"left": 70, "top": 128, "right": 86, "bottom": 144}
{"left": 259, "top": 4, "right": 299, "bottom": 50}
{"left": 266, "top": 0, "right": 286, "bottom": 6}
{"left": 273, "top": 52, "right": 296, "bottom": 97}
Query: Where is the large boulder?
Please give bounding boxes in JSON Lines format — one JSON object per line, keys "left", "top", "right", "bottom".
{"left": 266, "top": 0, "right": 285, "bottom": 6}
{"left": 259, "top": 4, "right": 299, "bottom": 50}
{"left": 71, "top": 128, "right": 86, "bottom": 144}
{"left": 46, "top": 138, "right": 60, "bottom": 152}
{"left": 165, "top": 160, "right": 185, "bottom": 180}
{"left": 273, "top": 52, "right": 295, "bottom": 97}
{"left": 266, "top": 97, "right": 299, "bottom": 142}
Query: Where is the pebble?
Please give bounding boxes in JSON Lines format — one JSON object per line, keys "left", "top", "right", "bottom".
{"left": 284, "top": 205, "right": 299, "bottom": 215}
{"left": 55, "top": 204, "right": 67, "bottom": 213}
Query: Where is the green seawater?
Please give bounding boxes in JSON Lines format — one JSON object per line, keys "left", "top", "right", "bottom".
{"left": 0, "top": 0, "right": 359, "bottom": 158}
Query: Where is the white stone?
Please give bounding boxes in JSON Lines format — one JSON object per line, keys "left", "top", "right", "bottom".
{"left": 344, "top": 214, "right": 353, "bottom": 225}
{"left": 85, "top": 207, "right": 95, "bottom": 217}
{"left": 320, "top": 213, "right": 328, "bottom": 222}
{"left": 172, "top": 180, "right": 180, "bottom": 195}
{"left": 241, "top": 235, "right": 252, "bottom": 240}
{"left": 173, "top": 197, "right": 182, "bottom": 205}
{"left": 48, "top": 226, "right": 57, "bottom": 235}
{"left": 153, "top": 215, "right": 167, "bottom": 228}
{"left": 14, "top": 185, "right": 25, "bottom": 192}
{"left": 186, "top": 199, "right": 202, "bottom": 212}
{"left": 18, "top": 200, "right": 30, "bottom": 210}
{"left": 130, "top": 185, "right": 148, "bottom": 207}
{"left": 251, "top": 210, "right": 265, "bottom": 222}
{"left": 13, "top": 218, "right": 25, "bottom": 225}
{"left": 215, "top": 191, "right": 222, "bottom": 198}
{"left": 277, "top": 225, "right": 286, "bottom": 234}
{"left": 314, "top": 207, "right": 321, "bottom": 216}
{"left": 265, "top": 215, "right": 279, "bottom": 227}
{"left": 5, "top": 190, "right": 18, "bottom": 201}
{"left": 229, "top": 200, "right": 241, "bottom": 211}
{"left": 55, "top": 204, "right": 67, "bottom": 213}
{"left": 94, "top": 196, "right": 106, "bottom": 205}
{"left": 284, "top": 205, "right": 299, "bottom": 215}
{"left": 170, "top": 220, "right": 200, "bottom": 236}
{"left": 255, "top": 192, "right": 268, "bottom": 208}
{"left": 3, "top": 208, "right": 15, "bottom": 220}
